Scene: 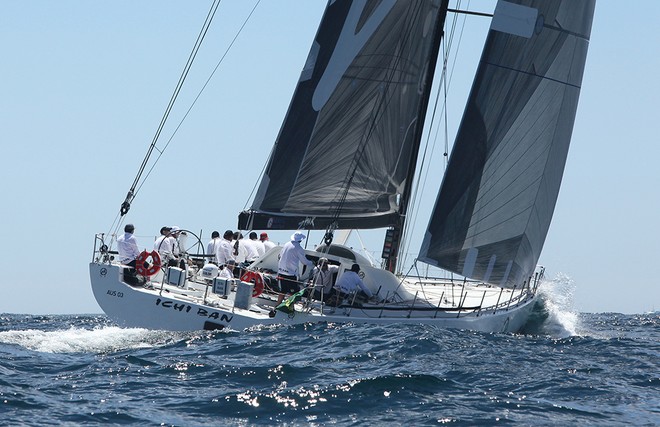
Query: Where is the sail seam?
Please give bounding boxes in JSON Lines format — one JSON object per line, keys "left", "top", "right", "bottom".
{"left": 474, "top": 82, "right": 560, "bottom": 210}
{"left": 482, "top": 61, "right": 581, "bottom": 89}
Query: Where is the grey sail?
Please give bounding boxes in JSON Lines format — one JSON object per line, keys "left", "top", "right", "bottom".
{"left": 418, "top": 0, "right": 595, "bottom": 287}
{"left": 239, "top": 0, "right": 449, "bottom": 231}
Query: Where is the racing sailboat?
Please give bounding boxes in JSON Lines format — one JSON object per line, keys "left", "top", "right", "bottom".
{"left": 90, "top": 0, "right": 595, "bottom": 332}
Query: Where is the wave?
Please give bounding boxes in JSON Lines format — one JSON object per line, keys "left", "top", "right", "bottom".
{"left": 0, "top": 325, "right": 198, "bottom": 354}
{"left": 522, "top": 273, "right": 582, "bottom": 338}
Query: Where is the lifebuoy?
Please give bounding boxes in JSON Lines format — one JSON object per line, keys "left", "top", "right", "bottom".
{"left": 240, "top": 270, "right": 264, "bottom": 297}
{"left": 135, "top": 250, "right": 161, "bottom": 277}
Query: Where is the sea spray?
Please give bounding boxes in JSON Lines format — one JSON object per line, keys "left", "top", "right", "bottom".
{"left": 0, "top": 326, "right": 202, "bottom": 354}
{"left": 524, "top": 273, "right": 582, "bottom": 337}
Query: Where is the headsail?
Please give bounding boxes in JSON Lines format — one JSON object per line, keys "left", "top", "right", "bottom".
{"left": 239, "top": 0, "right": 449, "bottom": 231}
{"left": 419, "top": 0, "right": 595, "bottom": 287}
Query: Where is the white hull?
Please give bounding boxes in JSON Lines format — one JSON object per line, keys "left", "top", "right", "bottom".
{"left": 89, "top": 258, "right": 538, "bottom": 333}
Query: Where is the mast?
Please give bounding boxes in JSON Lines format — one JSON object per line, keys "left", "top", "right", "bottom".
{"left": 384, "top": 0, "right": 449, "bottom": 273}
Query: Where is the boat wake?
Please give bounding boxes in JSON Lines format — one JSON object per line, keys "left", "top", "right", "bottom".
{"left": 521, "top": 273, "right": 582, "bottom": 338}
{"left": 0, "top": 326, "right": 199, "bottom": 354}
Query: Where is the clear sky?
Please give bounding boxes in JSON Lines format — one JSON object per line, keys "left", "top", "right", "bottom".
{"left": 1, "top": 1, "right": 658, "bottom": 315}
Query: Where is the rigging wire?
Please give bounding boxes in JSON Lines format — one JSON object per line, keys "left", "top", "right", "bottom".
{"left": 110, "top": 0, "right": 262, "bottom": 238}
{"left": 119, "top": 0, "right": 222, "bottom": 218}
{"left": 398, "top": 0, "right": 471, "bottom": 272}
{"left": 242, "top": 139, "right": 275, "bottom": 214}
{"left": 133, "top": 0, "right": 263, "bottom": 200}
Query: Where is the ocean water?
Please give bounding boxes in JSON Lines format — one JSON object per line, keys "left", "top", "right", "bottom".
{"left": 1, "top": 280, "right": 658, "bottom": 426}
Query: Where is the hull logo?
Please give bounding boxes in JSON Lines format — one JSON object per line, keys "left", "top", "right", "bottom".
{"left": 155, "top": 298, "right": 233, "bottom": 322}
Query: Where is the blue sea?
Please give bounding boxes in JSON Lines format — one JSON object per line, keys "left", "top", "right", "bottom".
{"left": 1, "top": 282, "right": 658, "bottom": 426}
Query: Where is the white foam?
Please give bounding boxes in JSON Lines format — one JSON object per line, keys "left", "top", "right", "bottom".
{"left": 0, "top": 326, "right": 185, "bottom": 353}
{"left": 537, "top": 273, "right": 582, "bottom": 338}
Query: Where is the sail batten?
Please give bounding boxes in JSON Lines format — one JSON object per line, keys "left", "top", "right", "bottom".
{"left": 419, "top": 0, "right": 595, "bottom": 287}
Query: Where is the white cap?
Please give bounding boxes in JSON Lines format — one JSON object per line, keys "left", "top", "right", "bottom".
{"left": 291, "top": 231, "right": 306, "bottom": 242}
{"left": 170, "top": 225, "right": 180, "bottom": 232}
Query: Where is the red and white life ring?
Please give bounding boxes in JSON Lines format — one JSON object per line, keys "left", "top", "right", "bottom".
{"left": 135, "top": 250, "right": 161, "bottom": 277}
{"left": 240, "top": 270, "right": 265, "bottom": 297}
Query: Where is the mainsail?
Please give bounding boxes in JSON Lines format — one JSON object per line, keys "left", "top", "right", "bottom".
{"left": 239, "top": 0, "right": 449, "bottom": 231}
{"left": 419, "top": 0, "right": 595, "bottom": 287}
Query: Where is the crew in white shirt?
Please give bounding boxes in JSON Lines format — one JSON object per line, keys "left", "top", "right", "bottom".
{"left": 260, "top": 232, "right": 277, "bottom": 252}
{"left": 244, "top": 232, "right": 262, "bottom": 261}
{"left": 253, "top": 233, "right": 266, "bottom": 257}
{"left": 117, "top": 223, "right": 143, "bottom": 285}
{"left": 207, "top": 231, "right": 220, "bottom": 264}
{"left": 215, "top": 230, "right": 236, "bottom": 266}
{"left": 335, "top": 263, "right": 374, "bottom": 300}
{"left": 169, "top": 225, "right": 183, "bottom": 265}
{"left": 233, "top": 232, "right": 249, "bottom": 263}
{"left": 218, "top": 259, "right": 236, "bottom": 280}
{"left": 154, "top": 226, "right": 175, "bottom": 265}
{"left": 310, "top": 257, "right": 339, "bottom": 300}
{"left": 277, "top": 231, "right": 314, "bottom": 303}
{"left": 117, "top": 223, "right": 140, "bottom": 265}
